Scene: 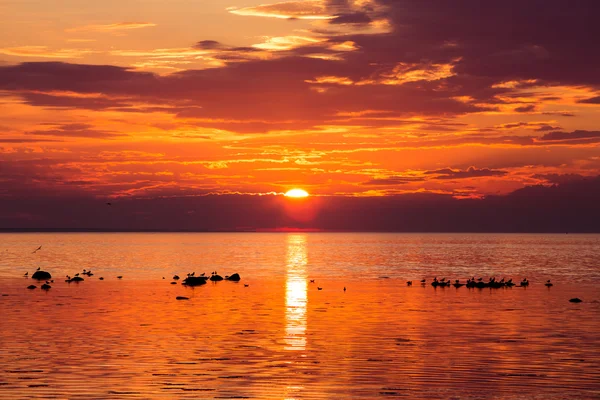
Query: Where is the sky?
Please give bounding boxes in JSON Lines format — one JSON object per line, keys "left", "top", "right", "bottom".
{"left": 1, "top": 1, "right": 600, "bottom": 230}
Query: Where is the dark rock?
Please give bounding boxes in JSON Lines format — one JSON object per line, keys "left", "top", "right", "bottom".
{"left": 41, "top": 283, "right": 51, "bottom": 290}
{"left": 225, "top": 273, "right": 241, "bottom": 282}
{"left": 173, "top": 275, "right": 180, "bottom": 280}
{"left": 27, "top": 285, "right": 37, "bottom": 290}
{"left": 210, "top": 274, "right": 224, "bottom": 281}
{"left": 182, "top": 276, "right": 208, "bottom": 286}
{"left": 32, "top": 271, "right": 52, "bottom": 280}
{"left": 170, "top": 282, "right": 177, "bottom": 285}
{"left": 99, "top": 277, "right": 104, "bottom": 280}
{"left": 569, "top": 298, "right": 583, "bottom": 303}
{"left": 176, "top": 296, "right": 189, "bottom": 300}
{"left": 70, "top": 276, "right": 84, "bottom": 282}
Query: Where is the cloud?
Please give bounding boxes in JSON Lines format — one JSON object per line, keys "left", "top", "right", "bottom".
{"left": 577, "top": 96, "right": 600, "bottom": 104}
{"left": 65, "top": 22, "right": 156, "bottom": 33}
{"left": 0, "top": 46, "right": 93, "bottom": 59}
{"left": 531, "top": 173, "right": 587, "bottom": 185}
{"left": 362, "top": 176, "right": 425, "bottom": 185}
{"left": 1, "top": 177, "right": 599, "bottom": 232}
{"left": 227, "top": 1, "right": 331, "bottom": 20}
{"left": 514, "top": 104, "right": 536, "bottom": 113}
{"left": 25, "top": 123, "right": 125, "bottom": 139}
{"left": 539, "top": 130, "right": 600, "bottom": 141}
{"left": 425, "top": 166, "right": 508, "bottom": 180}
{"left": 330, "top": 12, "right": 372, "bottom": 24}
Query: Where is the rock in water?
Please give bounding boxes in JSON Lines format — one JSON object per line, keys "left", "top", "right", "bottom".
{"left": 27, "top": 285, "right": 37, "bottom": 290}
{"left": 176, "top": 296, "right": 189, "bottom": 300}
{"left": 210, "top": 274, "right": 224, "bottom": 282}
{"left": 569, "top": 298, "right": 583, "bottom": 303}
{"left": 32, "top": 270, "right": 52, "bottom": 280}
{"left": 225, "top": 273, "right": 241, "bottom": 282}
{"left": 182, "top": 276, "right": 208, "bottom": 286}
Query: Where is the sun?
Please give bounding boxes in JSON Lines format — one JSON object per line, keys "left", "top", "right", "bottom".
{"left": 284, "top": 188, "right": 309, "bottom": 198}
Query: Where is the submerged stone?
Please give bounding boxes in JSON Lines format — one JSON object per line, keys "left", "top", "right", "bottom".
{"left": 27, "top": 285, "right": 37, "bottom": 290}
{"left": 210, "top": 274, "right": 224, "bottom": 281}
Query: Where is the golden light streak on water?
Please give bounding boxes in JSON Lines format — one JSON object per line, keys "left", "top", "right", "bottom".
{"left": 284, "top": 234, "right": 308, "bottom": 351}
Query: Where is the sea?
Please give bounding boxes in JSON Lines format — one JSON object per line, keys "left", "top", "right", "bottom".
{"left": 0, "top": 233, "right": 599, "bottom": 399}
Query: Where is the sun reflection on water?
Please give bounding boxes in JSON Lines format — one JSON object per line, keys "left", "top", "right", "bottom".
{"left": 285, "top": 234, "right": 308, "bottom": 351}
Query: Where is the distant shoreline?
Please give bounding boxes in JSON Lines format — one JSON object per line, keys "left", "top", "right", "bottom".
{"left": 0, "top": 229, "right": 597, "bottom": 234}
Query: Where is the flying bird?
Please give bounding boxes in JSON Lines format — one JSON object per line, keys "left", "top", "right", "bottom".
{"left": 32, "top": 246, "right": 42, "bottom": 253}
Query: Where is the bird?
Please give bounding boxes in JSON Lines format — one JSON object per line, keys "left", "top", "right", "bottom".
{"left": 117, "top": 276, "right": 123, "bottom": 279}
{"left": 99, "top": 277, "right": 104, "bottom": 280}
{"left": 244, "top": 284, "right": 249, "bottom": 287}
{"left": 343, "top": 286, "right": 346, "bottom": 292}
{"left": 32, "top": 246, "right": 42, "bottom": 254}
{"left": 406, "top": 281, "right": 413, "bottom": 286}
{"left": 545, "top": 280, "right": 553, "bottom": 287}
{"left": 310, "top": 279, "right": 315, "bottom": 283}
{"left": 420, "top": 279, "right": 426, "bottom": 285}
{"left": 24, "top": 272, "right": 28, "bottom": 277}
{"left": 317, "top": 287, "right": 323, "bottom": 290}
{"left": 36, "top": 267, "right": 41, "bottom": 271}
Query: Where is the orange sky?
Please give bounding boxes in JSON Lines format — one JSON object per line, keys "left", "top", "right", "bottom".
{"left": 1, "top": 0, "right": 599, "bottom": 201}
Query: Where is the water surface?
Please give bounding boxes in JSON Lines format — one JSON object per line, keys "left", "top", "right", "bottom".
{"left": 1, "top": 233, "right": 599, "bottom": 398}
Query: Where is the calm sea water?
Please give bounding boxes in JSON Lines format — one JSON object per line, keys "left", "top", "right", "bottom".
{"left": 1, "top": 233, "right": 599, "bottom": 399}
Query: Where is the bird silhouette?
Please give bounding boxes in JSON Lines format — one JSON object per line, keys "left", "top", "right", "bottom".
{"left": 32, "top": 246, "right": 42, "bottom": 254}
{"left": 317, "top": 287, "right": 323, "bottom": 290}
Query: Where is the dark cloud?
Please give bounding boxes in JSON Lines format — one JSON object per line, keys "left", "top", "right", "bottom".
{"left": 536, "top": 125, "right": 562, "bottom": 132}
{"left": 1, "top": 177, "right": 599, "bottom": 232}
{"left": 194, "top": 40, "right": 224, "bottom": 50}
{"left": 25, "top": 123, "right": 124, "bottom": 139}
{"left": 425, "top": 166, "right": 508, "bottom": 179}
{"left": 539, "top": 130, "right": 600, "bottom": 141}
{"left": 514, "top": 105, "right": 536, "bottom": 113}
{"left": 362, "top": 176, "right": 425, "bottom": 186}
{"left": 577, "top": 96, "right": 600, "bottom": 104}
{"left": 531, "top": 173, "right": 587, "bottom": 185}
{"left": 0, "top": 138, "right": 64, "bottom": 143}
{"left": 330, "top": 12, "right": 372, "bottom": 24}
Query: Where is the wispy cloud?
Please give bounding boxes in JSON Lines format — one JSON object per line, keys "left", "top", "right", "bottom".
{"left": 227, "top": 1, "right": 331, "bottom": 20}
{"left": 0, "top": 46, "right": 93, "bottom": 59}
{"left": 66, "top": 22, "right": 156, "bottom": 33}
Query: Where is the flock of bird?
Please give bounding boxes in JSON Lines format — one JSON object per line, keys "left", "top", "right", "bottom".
{"left": 405, "top": 276, "right": 554, "bottom": 289}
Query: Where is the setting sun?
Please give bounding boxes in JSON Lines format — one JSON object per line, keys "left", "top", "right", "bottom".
{"left": 285, "top": 189, "right": 309, "bottom": 198}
